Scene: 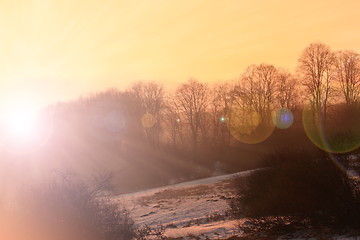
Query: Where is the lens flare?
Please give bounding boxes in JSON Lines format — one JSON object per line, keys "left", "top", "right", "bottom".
{"left": 272, "top": 108, "right": 294, "bottom": 129}
{"left": 141, "top": 113, "right": 157, "bottom": 128}
{"left": 0, "top": 95, "right": 53, "bottom": 154}
{"left": 326, "top": 152, "right": 360, "bottom": 180}
{"left": 228, "top": 103, "right": 274, "bottom": 144}
{"left": 302, "top": 103, "right": 360, "bottom": 153}
{"left": 0, "top": 110, "right": 53, "bottom": 154}
{"left": 3, "top": 107, "right": 38, "bottom": 137}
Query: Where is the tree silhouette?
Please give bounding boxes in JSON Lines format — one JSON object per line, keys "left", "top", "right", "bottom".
{"left": 298, "top": 43, "right": 335, "bottom": 122}
{"left": 127, "top": 81, "right": 166, "bottom": 146}
{"left": 175, "top": 79, "right": 210, "bottom": 152}
{"left": 234, "top": 64, "right": 278, "bottom": 121}
{"left": 334, "top": 50, "right": 360, "bottom": 108}
{"left": 275, "top": 70, "right": 299, "bottom": 109}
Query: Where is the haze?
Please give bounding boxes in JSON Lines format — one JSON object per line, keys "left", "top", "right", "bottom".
{"left": 0, "top": 0, "right": 360, "bottom": 108}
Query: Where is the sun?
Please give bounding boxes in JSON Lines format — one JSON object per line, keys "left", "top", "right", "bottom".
{"left": 0, "top": 92, "right": 46, "bottom": 151}
{"left": 2, "top": 102, "right": 39, "bottom": 138}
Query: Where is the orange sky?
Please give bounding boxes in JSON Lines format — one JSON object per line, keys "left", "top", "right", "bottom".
{"left": 0, "top": 0, "right": 360, "bottom": 108}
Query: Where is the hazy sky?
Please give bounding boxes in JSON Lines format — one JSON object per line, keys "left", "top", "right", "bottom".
{"left": 0, "top": 0, "right": 360, "bottom": 107}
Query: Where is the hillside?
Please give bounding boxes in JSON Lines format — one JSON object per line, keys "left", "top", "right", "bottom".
{"left": 115, "top": 171, "right": 252, "bottom": 239}
{"left": 114, "top": 170, "right": 360, "bottom": 240}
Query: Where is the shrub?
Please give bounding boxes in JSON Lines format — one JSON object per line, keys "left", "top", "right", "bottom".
{"left": 231, "top": 149, "right": 360, "bottom": 228}
{"left": 28, "top": 171, "right": 136, "bottom": 240}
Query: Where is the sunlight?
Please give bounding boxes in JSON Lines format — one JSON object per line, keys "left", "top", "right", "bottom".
{"left": 0, "top": 92, "right": 48, "bottom": 153}
{"left": 2, "top": 102, "right": 39, "bottom": 138}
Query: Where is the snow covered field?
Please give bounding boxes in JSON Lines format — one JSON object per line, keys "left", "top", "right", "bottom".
{"left": 114, "top": 170, "right": 360, "bottom": 239}
{"left": 114, "top": 171, "right": 252, "bottom": 239}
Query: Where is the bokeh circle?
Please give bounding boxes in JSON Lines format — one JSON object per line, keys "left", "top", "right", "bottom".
{"left": 228, "top": 102, "right": 275, "bottom": 144}
{"left": 272, "top": 108, "right": 294, "bottom": 129}
{"left": 302, "top": 102, "right": 360, "bottom": 153}
{"left": 141, "top": 113, "right": 157, "bottom": 128}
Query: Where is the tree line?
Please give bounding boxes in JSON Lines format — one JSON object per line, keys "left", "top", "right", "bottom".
{"left": 43, "top": 42, "right": 360, "bottom": 192}
{"left": 58, "top": 43, "right": 358, "bottom": 149}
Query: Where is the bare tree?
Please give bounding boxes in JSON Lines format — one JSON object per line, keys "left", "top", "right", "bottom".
{"left": 175, "top": 79, "right": 210, "bottom": 152}
{"left": 275, "top": 70, "right": 300, "bottom": 109}
{"left": 234, "top": 64, "right": 278, "bottom": 119}
{"left": 163, "top": 99, "right": 184, "bottom": 147}
{"left": 334, "top": 50, "right": 360, "bottom": 108}
{"left": 128, "top": 81, "right": 166, "bottom": 145}
{"left": 298, "top": 43, "right": 335, "bottom": 121}
{"left": 209, "top": 82, "right": 232, "bottom": 147}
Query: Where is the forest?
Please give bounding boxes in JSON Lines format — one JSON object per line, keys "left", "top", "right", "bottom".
{"left": 3, "top": 42, "right": 357, "bottom": 194}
